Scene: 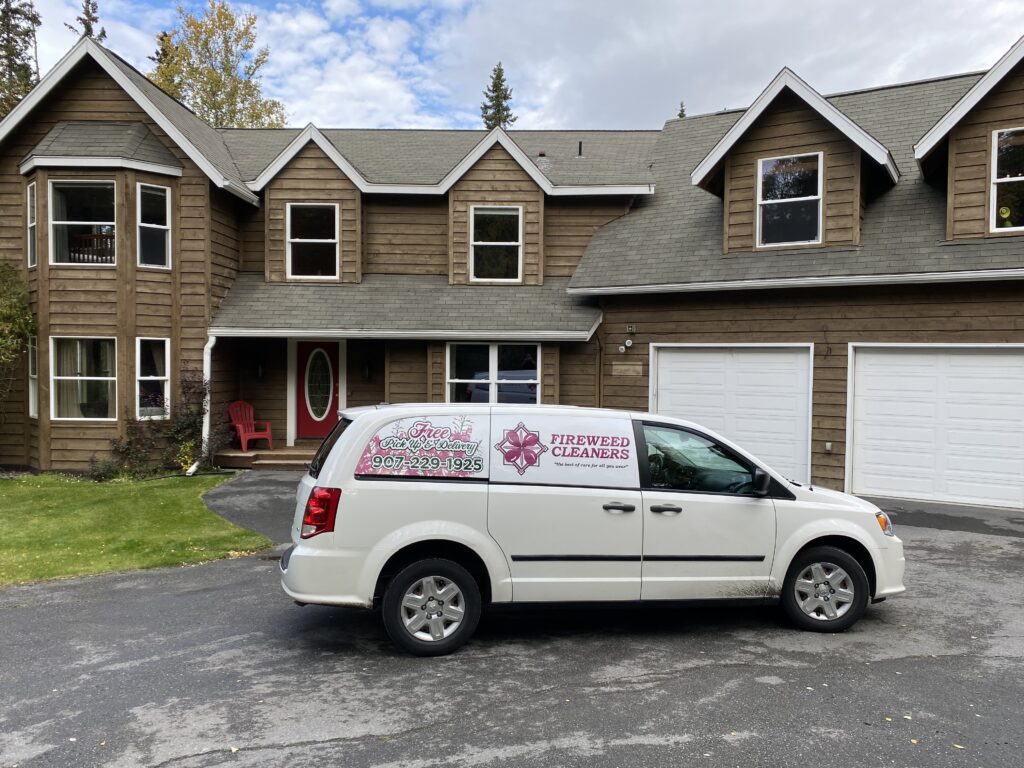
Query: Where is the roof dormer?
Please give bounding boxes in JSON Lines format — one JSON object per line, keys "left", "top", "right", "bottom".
{"left": 691, "top": 69, "right": 898, "bottom": 253}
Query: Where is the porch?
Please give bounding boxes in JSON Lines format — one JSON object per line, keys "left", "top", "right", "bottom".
{"left": 215, "top": 441, "right": 319, "bottom": 471}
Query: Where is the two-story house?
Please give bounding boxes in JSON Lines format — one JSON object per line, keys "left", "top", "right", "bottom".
{"left": 2, "top": 34, "right": 1023, "bottom": 511}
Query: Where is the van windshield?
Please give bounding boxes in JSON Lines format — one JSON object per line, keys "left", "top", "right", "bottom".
{"left": 308, "top": 418, "right": 353, "bottom": 479}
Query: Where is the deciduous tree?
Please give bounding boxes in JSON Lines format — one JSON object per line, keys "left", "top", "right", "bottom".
{"left": 0, "top": 0, "right": 40, "bottom": 118}
{"left": 148, "top": 0, "right": 285, "bottom": 128}
{"left": 481, "top": 61, "right": 516, "bottom": 130}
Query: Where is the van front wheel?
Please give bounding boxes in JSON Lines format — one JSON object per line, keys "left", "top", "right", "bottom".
{"left": 382, "top": 558, "right": 481, "bottom": 656}
{"left": 781, "top": 546, "right": 869, "bottom": 632}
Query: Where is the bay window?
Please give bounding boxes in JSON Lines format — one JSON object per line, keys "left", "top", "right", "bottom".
{"left": 137, "top": 337, "right": 170, "bottom": 419}
{"left": 992, "top": 128, "right": 1024, "bottom": 231}
{"left": 28, "top": 336, "right": 38, "bottom": 418}
{"left": 447, "top": 343, "right": 540, "bottom": 404}
{"left": 27, "top": 182, "right": 36, "bottom": 268}
{"left": 470, "top": 206, "right": 522, "bottom": 281}
{"left": 49, "top": 181, "right": 116, "bottom": 265}
{"left": 138, "top": 183, "right": 171, "bottom": 267}
{"left": 50, "top": 337, "right": 116, "bottom": 420}
{"left": 757, "top": 153, "right": 822, "bottom": 247}
{"left": 287, "top": 203, "right": 339, "bottom": 279}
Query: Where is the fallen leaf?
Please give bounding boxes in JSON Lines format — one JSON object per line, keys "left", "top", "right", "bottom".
{"left": 910, "top": 739, "right": 918, "bottom": 745}
{"left": 68, "top": 738, "right": 76, "bottom": 743}
{"left": 884, "top": 717, "right": 893, "bottom": 722}
{"left": 953, "top": 744, "right": 965, "bottom": 750}
{"left": 230, "top": 747, "right": 239, "bottom": 753}
{"left": 903, "top": 715, "right": 912, "bottom": 720}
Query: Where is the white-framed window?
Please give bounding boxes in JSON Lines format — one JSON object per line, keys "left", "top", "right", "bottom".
{"left": 27, "top": 335, "right": 38, "bottom": 419}
{"left": 26, "top": 182, "right": 36, "bottom": 268}
{"left": 50, "top": 337, "right": 117, "bottom": 420}
{"left": 286, "top": 202, "right": 339, "bottom": 279}
{"left": 470, "top": 205, "right": 522, "bottom": 282}
{"left": 137, "top": 183, "right": 171, "bottom": 268}
{"left": 446, "top": 343, "right": 540, "bottom": 404}
{"left": 991, "top": 128, "right": 1024, "bottom": 232}
{"left": 49, "top": 180, "right": 116, "bottom": 265}
{"left": 136, "top": 337, "right": 170, "bottom": 420}
{"left": 756, "top": 152, "right": 822, "bottom": 247}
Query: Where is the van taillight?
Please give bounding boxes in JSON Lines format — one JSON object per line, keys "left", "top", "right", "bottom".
{"left": 301, "top": 486, "right": 341, "bottom": 538}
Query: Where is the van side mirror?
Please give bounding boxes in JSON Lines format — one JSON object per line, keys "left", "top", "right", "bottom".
{"left": 752, "top": 467, "right": 771, "bottom": 497}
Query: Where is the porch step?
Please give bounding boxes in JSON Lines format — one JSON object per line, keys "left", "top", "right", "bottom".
{"left": 215, "top": 446, "right": 316, "bottom": 470}
{"left": 251, "top": 459, "right": 311, "bottom": 471}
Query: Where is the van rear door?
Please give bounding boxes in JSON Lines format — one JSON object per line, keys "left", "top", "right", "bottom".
{"left": 488, "top": 410, "right": 642, "bottom": 602}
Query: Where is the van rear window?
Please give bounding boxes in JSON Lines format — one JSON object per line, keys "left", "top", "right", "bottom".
{"left": 308, "top": 418, "right": 353, "bottom": 478}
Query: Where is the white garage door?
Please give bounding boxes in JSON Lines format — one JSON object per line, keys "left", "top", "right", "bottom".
{"left": 653, "top": 346, "right": 812, "bottom": 482}
{"left": 851, "top": 347, "right": 1024, "bottom": 508}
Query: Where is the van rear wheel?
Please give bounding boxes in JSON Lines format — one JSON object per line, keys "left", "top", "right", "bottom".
{"left": 781, "top": 546, "right": 869, "bottom": 632}
{"left": 382, "top": 558, "right": 481, "bottom": 656}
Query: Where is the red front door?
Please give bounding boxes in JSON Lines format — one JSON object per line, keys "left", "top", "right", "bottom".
{"left": 297, "top": 341, "right": 340, "bottom": 439}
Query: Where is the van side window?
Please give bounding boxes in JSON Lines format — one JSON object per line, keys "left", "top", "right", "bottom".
{"left": 642, "top": 424, "right": 755, "bottom": 495}
{"left": 309, "top": 418, "right": 353, "bottom": 478}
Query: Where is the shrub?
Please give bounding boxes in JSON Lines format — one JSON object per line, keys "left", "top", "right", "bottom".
{"left": 0, "top": 264, "right": 36, "bottom": 425}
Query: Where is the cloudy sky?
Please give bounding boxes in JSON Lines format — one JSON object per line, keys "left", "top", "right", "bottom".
{"left": 32, "top": 0, "right": 1024, "bottom": 129}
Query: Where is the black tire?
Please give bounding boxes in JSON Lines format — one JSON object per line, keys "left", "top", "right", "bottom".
{"left": 382, "top": 558, "right": 481, "bottom": 656}
{"left": 781, "top": 545, "right": 869, "bottom": 633}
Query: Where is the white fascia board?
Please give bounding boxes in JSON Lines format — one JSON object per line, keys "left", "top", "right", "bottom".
{"left": 915, "top": 33, "right": 1024, "bottom": 162}
{"left": 245, "top": 124, "right": 655, "bottom": 197}
{"left": 20, "top": 156, "right": 183, "bottom": 177}
{"left": 0, "top": 39, "right": 257, "bottom": 205}
{"left": 691, "top": 68, "right": 899, "bottom": 187}
{"left": 208, "top": 322, "right": 602, "bottom": 342}
{"left": 566, "top": 268, "right": 1024, "bottom": 296}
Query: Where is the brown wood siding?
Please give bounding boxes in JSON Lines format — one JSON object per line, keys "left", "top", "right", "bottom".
{"left": 449, "top": 145, "right": 544, "bottom": 285}
{"left": 543, "top": 198, "right": 632, "bottom": 277}
{"left": 724, "top": 90, "right": 860, "bottom": 252}
{"left": 264, "top": 142, "right": 360, "bottom": 283}
{"left": 235, "top": 338, "right": 287, "bottom": 443}
{"left": 363, "top": 196, "right": 448, "bottom": 275}
{"left": 540, "top": 345, "right": 559, "bottom": 403}
{"left": 558, "top": 339, "right": 601, "bottom": 407}
{"left": 209, "top": 188, "right": 240, "bottom": 313}
{"left": 948, "top": 60, "right": 1024, "bottom": 238}
{"left": 598, "top": 282, "right": 1024, "bottom": 489}
{"left": 0, "top": 59, "right": 215, "bottom": 468}
{"left": 209, "top": 339, "right": 238, "bottom": 442}
{"left": 347, "top": 341, "right": 385, "bottom": 407}
{"left": 239, "top": 205, "right": 265, "bottom": 272}
{"left": 385, "top": 341, "right": 428, "bottom": 403}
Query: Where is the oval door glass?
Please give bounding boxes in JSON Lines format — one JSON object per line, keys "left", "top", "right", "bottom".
{"left": 304, "top": 348, "right": 333, "bottom": 422}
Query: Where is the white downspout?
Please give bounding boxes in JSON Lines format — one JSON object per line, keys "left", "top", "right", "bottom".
{"left": 189, "top": 334, "right": 217, "bottom": 476}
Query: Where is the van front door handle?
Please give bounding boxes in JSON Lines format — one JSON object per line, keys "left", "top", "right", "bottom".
{"left": 650, "top": 504, "right": 683, "bottom": 514}
{"left": 602, "top": 502, "right": 636, "bottom": 513}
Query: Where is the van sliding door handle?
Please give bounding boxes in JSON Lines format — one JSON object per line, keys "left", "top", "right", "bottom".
{"left": 602, "top": 502, "right": 636, "bottom": 513}
{"left": 650, "top": 504, "right": 682, "bottom": 514}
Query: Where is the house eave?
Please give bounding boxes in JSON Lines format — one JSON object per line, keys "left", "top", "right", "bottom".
{"left": 20, "top": 156, "right": 183, "bottom": 177}
{"left": 207, "top": 320, "right": 602, "bottom": 342}
{"left": 567, "top": 268, "right": 1024, "bottom": 296}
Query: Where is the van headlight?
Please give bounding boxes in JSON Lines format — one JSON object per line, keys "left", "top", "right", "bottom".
{"left": 875, "top": 511, "right": 894, "bottom": 536}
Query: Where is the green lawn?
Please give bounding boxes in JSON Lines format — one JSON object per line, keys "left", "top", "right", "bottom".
{"left": 0, "top": 473, "right": 271, "bottom": 586}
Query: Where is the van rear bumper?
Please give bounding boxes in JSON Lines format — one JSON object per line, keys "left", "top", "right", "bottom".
{"left": 280, "top": 543, "right": 373, "bottom": 608}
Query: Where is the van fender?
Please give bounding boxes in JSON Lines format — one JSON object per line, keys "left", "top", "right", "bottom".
{"left": 770, "top": 519, "right": 881, "bottom": 594}
{"left": 356, "top": 520, "right": 513, "bottom": 604}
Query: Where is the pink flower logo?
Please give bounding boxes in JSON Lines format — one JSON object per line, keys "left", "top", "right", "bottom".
{"left": 495, "top": 422, "right": 548, "bottom": 475}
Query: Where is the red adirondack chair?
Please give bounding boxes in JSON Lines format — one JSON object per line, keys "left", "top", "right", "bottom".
{"left": 228, "top": 400, "right": 273, "bottom": 452}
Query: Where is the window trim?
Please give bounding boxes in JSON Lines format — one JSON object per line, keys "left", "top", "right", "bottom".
{"left": 445, "top": 342, "right": 541, "bottom": 404}
{"left": 48, "top": 179, "right": 117, "bottom": 267}
{"left": 49, "top": 335, "right": 118, "bottom": 422}
{"left": 990, "top": 127, "right": 1024, "bottom": 233}
{"left": 136, "top": 336, "right": 170, "bottom": 421}
{"left": 285, "top": 202, "right": 340, "bottom": 281}
{"left": 26, "top": 181, "right": 36, "bottom": 269}
{"left": 27, "top": 335, "right": 38, "bottom": 419}
{"left": 755, "top": 151, "right": 823, "bottom": 249}
{"left": 137, "top": 182, "right": 172, "bottom": 270}
{"left": 469, "top": 204, "right": 523, "bottom": 283}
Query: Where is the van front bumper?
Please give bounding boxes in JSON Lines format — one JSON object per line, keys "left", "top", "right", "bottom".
{"left": 280, "top": 543, "right": 373, "bottom": 608}
{"left": 873, "top": 536, "right": 906, "bottom": 599}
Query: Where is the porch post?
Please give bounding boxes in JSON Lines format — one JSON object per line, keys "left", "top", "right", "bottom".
{"left": 191, "top": 334, "right": 217, "bottom": 475}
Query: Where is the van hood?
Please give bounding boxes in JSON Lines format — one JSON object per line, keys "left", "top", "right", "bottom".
{"left": 792, "top": 484, "right": 881, "bottom": 514}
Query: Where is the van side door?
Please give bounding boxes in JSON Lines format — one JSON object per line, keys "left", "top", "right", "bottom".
{"left": 636, "top": 420, "right": 776, "bottom": 600}
{"left": 488, "top": 410, "right": 643, "bottom": 602}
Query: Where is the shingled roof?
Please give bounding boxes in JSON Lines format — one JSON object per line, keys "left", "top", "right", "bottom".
{"left": 567, "top": 72, "right": 1024, "bottom": 294}
{"left": 211, "top": 274, "right": 602, "bottom": 340}
{"left": 23, "top": 121, "right": 181, "bottom": 169}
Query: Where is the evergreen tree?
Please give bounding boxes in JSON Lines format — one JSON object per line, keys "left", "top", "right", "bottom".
{"left": 0, "top": 0, "right": 41, "bottom": 119}
{"left": 148, "top": 0, "right": 285, "bottom": 128}
{"left": 64, "top": 0, "right": 105, "bottom": 42}
{"left": 677, "top": 100, "right": 686, "bottom": 119}
{"left": 480, "top": 61, "right": 516, "bottom": 130}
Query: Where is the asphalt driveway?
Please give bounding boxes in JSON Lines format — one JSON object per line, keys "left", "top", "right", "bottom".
{"left": 1, "top": 472, "right": 1021, "bottom": 767}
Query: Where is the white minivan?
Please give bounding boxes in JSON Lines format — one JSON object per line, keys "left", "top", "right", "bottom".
{"left": 281, "top": 404, "right": 904, "bottom": 656}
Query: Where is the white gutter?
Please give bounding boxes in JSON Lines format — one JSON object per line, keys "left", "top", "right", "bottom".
{"left": 566, "top": 268, "right": 1024, "bottom": 296}
{"left": 201, "top": 335, "right": 217, "bottom": 458}
{"left": 206, "top": 321, "right": 603, "bottom": 342}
